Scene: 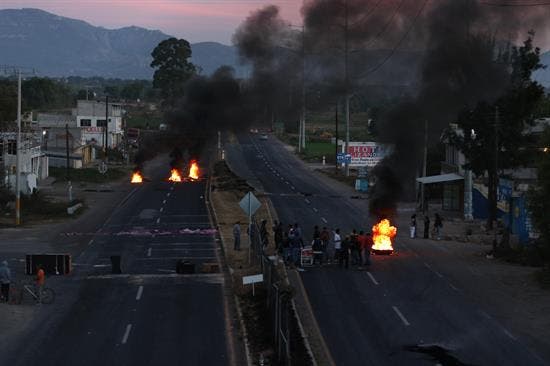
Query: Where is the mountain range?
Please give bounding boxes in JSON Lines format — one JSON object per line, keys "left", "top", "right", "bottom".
{"left": 0, "top": 8, "right": 248, "bottom": 79}
{"left": 0, "top": 8, "right": 548, "bottom": 87}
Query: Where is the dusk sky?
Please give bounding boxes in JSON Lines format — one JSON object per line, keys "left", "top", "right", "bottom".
{"left": 0, "top": 0, "right": 303, "bottom": 45}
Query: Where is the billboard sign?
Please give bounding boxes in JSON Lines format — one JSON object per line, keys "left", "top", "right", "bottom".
{"left": 345, "top": 142, "right": 392, "bottom": 167}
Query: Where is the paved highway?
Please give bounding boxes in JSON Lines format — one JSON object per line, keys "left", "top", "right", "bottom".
{"left": 234, "top": 133, "right": 546, "bottom": 366}
{"left": 6, "top": 157, "right": 232, "bottom": 366}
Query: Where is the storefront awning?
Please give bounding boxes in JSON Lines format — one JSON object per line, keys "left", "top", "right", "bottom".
{"left": 416, "top": 173, "right": 463, "bottom": 184}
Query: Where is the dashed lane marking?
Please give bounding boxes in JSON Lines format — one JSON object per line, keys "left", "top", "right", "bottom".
{"left": 502, "top": 328, "right": 517, "bottom": 341}
{"left": 156, "top": 218, "right": 161, "bottom": 224}
{"left": 291, "top": 186, "right": 296, "bottom": 190}
{"left": 392, "top": 306, "right": 410, "bottom": 326}
{"left": 136, "top": 286, "right": 143, "bottom": 301}
{"left": 122, "top": 324, "right": 132, "bottom": 344}
{"left": 313, "top": 208, "right": 318, "bottom": 213}
{"left": 367, "top": 272, "right": 379, "bottom": 285}
{"left": 321, "top": 217, "right": 328, "bottom": 224}
{"left": 160, "top": 207, "right": 164, "bottom": 212}
{"left": 147, "top": 248, "right": 152, "bottom": 257}
{"left": 163, "top": 200, "right": 167, "bottom": 204}
{"left": 88, "top": 239, "right": 94, "bottom": 246}
{"left": 167, "top": 193, "right": 171, "bottom": 197}
{"left": 449, "top": 283, "right": 460, "bottom": 292}
{"left": 304, "top": 198, "right": 310, "bottom": 204}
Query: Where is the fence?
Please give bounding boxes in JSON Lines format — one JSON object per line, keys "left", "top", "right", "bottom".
{"left": 250, "top": 219, "right": 295, "bottom": 365}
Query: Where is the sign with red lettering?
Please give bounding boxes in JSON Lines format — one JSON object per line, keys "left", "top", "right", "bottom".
{"left": 346, "top": 142, "right": 392, "bottom": 167}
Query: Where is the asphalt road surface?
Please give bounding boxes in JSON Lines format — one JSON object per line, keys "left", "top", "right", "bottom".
{"left": 6, "top": 158, "right": 230, "bottom": 366}
{"left": 235, "top": 133, "right": 546, "bottom": 366}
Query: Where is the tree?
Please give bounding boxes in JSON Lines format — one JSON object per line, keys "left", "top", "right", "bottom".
{"left": 447, "top": 34, "right": 545, "bottom": 230}
{"left": 22, "top": 77, "right": 73, "bottom": 110}
{"left": 0, "top": 79, "right": 17, "bottom": 125}
{"left": 528, "top": 127, "right": 550, "bottom": 254}
{"left": 150, "top": 38, "right": 196, "bottom": 106}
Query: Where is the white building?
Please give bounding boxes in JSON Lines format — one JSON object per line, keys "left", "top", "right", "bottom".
{"left": 75, "top": 100, "right": 124, "bottom": 149}
{"left": 0, "top": 132, "right": 48, "bottom": 194}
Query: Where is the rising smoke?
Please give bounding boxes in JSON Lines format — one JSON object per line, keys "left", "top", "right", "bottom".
{"left": 232, "top": 0, "right": 550, "bottom": 218}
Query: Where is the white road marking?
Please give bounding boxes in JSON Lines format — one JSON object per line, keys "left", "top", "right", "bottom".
{"left": 157, "top": 269, "right": 176, "bottom": 273}
{"left": 156, "top": 218, "right": 161, "bottom": 224}
{"left": 434, "top": 270, "right": 444, "bottom": 278}
{"left": 392, "top": 306, "right": 410, "bottom": 326}
{"left": 313, "top": 208, "right": 318, "bottom": 213}
{"left": 167, "top": 193, "right": 171, "bottom": 197}
{"left": 147, "top": 248, "right": 152, "bottom": 257}
{"left": 88, "top": 239, "right": 94, "bottom": 245}
{"left": 160, "top": 207, "right": 164, "bottom": 212}
{"left": 285, "top": 181, "right": 290, "bottom": 185}
{"left": 304, "top": 199, "right": 310, "bottom": 204}
{"left": 170, "top": 186, "right": 174, "bottom": 191}
{"left": 121, "top": 324, "right": 132, "bottom": 344}
{"left": 163, "top": 200, "right": 167, "bottom": 204}
{"left": 448, "top": 283, "right": 459, "bottom": 291}
{"left": 93, "top": 264, "right": 110, "bottom": 268}
{"left": 321, "top": 217, "right": 328, "bottom": 224}
{"left": 423, "top": 262, "right": 432, "bottom": 269}
{"left": 480, "top": 311, "right": 492, "bottom": 319}
{"left": 502, "top": 328, "right": 517, "bottom": 340}
{"left": 291, "top": 186, "right": 296, "bottom": 190}
{"left": 366, "top": 272, "right": 379, "bottom": 285}
{"left": 136, "top": 286, "right": 143, "bottom": 301}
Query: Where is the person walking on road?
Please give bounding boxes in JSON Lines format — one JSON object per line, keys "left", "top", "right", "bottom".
{"left": 0, "top": 260, "right": 12, "bottom": 303}
{"left": 273, "top": 221, "right": 284, "bottom": 254}
{"left": 434, "top": 213, "right": 443, "bottom": 240}
{"left": 332, "top": 228, "right": 342, "bottom": 265}
{"left": 320, "top": 226, "right": 330, "bottom": 263}
{"left": 339, "top": 236, "right": 350, "bottom": 269}
{"left": 36, "top": 264, "right": 45, "bottom": 304}
{"left": 423, "top": 215, "right": 430, "bottom": 239}
{"left": 350, "top": 229, "right": 360, "bottom": 265}
{"left": 410, "top": 214, "right": 417, "bottom": 238}
{"left": 233, "top": 222, "right": 241, "bottom": 251}
{"left": 260, "top": 219, "right": 269, "bottom": 248}
{"left": 357, "top": 231, "right": 371, "bottom": 268}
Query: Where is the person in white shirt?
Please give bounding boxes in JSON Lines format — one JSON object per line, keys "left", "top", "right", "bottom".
{"left": 333, "top": 228, "right": 342, "bottom": 264}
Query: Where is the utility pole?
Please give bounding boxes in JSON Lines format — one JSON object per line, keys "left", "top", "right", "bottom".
{"left": 66, "top": 123, "right": 72, "bottom": 203}
{"left": 104, "top": 95, "right": 109, "bottom": 156}
{"left": 301, "top": 24, "right": 307, "bottom": 152}
{"left": 492, "top": 106, "right": 500, "bottom": 253}
{"left": 15, "top": 70, "right": 21, "bottom": 226}
{"left": 421, "top": 120, "right": 428, "bottom": 213}
{"left": 335, "top": 102, "right": 339, "bottom": 169}
{"left": 344, "top": 0, "right": 351, "bottom": 176}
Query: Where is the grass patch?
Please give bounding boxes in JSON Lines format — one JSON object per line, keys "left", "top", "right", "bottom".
{"left": 50, "top": 166, "right": 128, "bottom": 183}
{"left": 302, "top": 141, "right": 337, "bottom": 163}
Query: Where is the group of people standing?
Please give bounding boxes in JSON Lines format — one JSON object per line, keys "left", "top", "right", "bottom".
{"left": 409, "top": 213, "right": 443, "bottom": 240}
{"left": 271, "top": 221, "right": 374, "bottom": 269}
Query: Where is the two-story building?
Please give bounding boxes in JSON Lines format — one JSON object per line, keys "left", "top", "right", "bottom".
{"left": 75, "top": 100, "right": 124, "bottom": 149}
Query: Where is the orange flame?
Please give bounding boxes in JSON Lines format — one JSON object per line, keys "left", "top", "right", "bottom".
{"left": 168, "top": 168, "right": 183, "bottom": 182}
{"left": 189, "top": 160, "right": 200, "bottom": 180}
{"left": 372, "top": 219, "right": 397, "bottom": 251}
{"left": 131, "top": 171, "right": 143, "bottom": 184}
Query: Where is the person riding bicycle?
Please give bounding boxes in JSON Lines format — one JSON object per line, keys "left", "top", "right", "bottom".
{"left": 36, "top": 264, "right": 45, "bottom": 304}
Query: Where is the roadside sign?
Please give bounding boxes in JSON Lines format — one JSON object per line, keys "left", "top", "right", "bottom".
{"left": 239, "top": 192, "right": 261, "bottom": 217}
{"left": 98, "top": 161, "right": 108, "bottom": 174}
{"left": 243, "top": 273, "right": 264, "bottom": 296}
{"left": 242, "top": 274, "right": 263, "bottom": 285}
{"left": 337, "top": 153, "right": 351, "bottom": 164}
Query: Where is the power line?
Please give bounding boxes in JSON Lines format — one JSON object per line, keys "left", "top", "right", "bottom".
{"left": 356, "top": 0, "right": 408, "bottom": 51}
{"left": 357, "top": 0, "right": 429, "bottom": 79}
{"left": 480, "top": 1, "right": 550, "bottom": 6}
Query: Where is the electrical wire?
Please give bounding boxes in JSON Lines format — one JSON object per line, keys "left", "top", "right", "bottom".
{"left": 480, "top": 1, "right": 550, "bottom": 6}
{"left": 357, "top": 0, "right": 428, "bottom": 79}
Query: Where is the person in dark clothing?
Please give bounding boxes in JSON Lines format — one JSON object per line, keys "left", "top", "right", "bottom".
{"left": 233, "top": 222, "right": 241, "bottom": 251}
{"left": 434, "top": 213, "right": 443, "bottom": 240}
{"left": 0, "top": 260, "right": 11, "bottom": 302}
{"left": 350, "top": 229, "right": 360, "bottom": 265}
{"left": 260, "top": 219, "right": 269, "bottom": 247}
{"left": 311, "top": 236, "right": 324, "bottom": 265}
{"left": 320, "top": 227, "right": 330, "bottom": 262}
{"left": 313, "top": 225, "right": 320, "bottom": 240}
{"left": 273, "top": 221, "right": 284, "bottom": 253}
{"left": 423, "top": 215, "right": 430, "bottom": 239}
{"left": 339, "top": 236, "right": 350, "bottom": 269}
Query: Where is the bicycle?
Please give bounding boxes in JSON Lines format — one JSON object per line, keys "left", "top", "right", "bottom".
{"left": 11, "top": 282, "right": 55, "bottom": 305}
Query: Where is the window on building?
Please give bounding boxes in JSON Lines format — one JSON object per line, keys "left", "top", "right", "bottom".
{"left": 7, "top": 140, "right": 17, "bottom": 155}
{"left": 80, "top": 119, "right": 91, "bottom": 127}
{"left": 97, "top": 119, "right": 107, "bottom": 127}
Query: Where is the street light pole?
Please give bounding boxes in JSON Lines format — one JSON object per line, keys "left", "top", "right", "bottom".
{"left": 344, "top": 0, "right": 350, "bottom": 176}
{"left": 15, "top": 69, "right": 21, "bottom": 226}
{"left": 492, "top": 106, "right": 500, "bottom": 253}
{"left": 301, "top": 24, "right": 307, "bottom": 152}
